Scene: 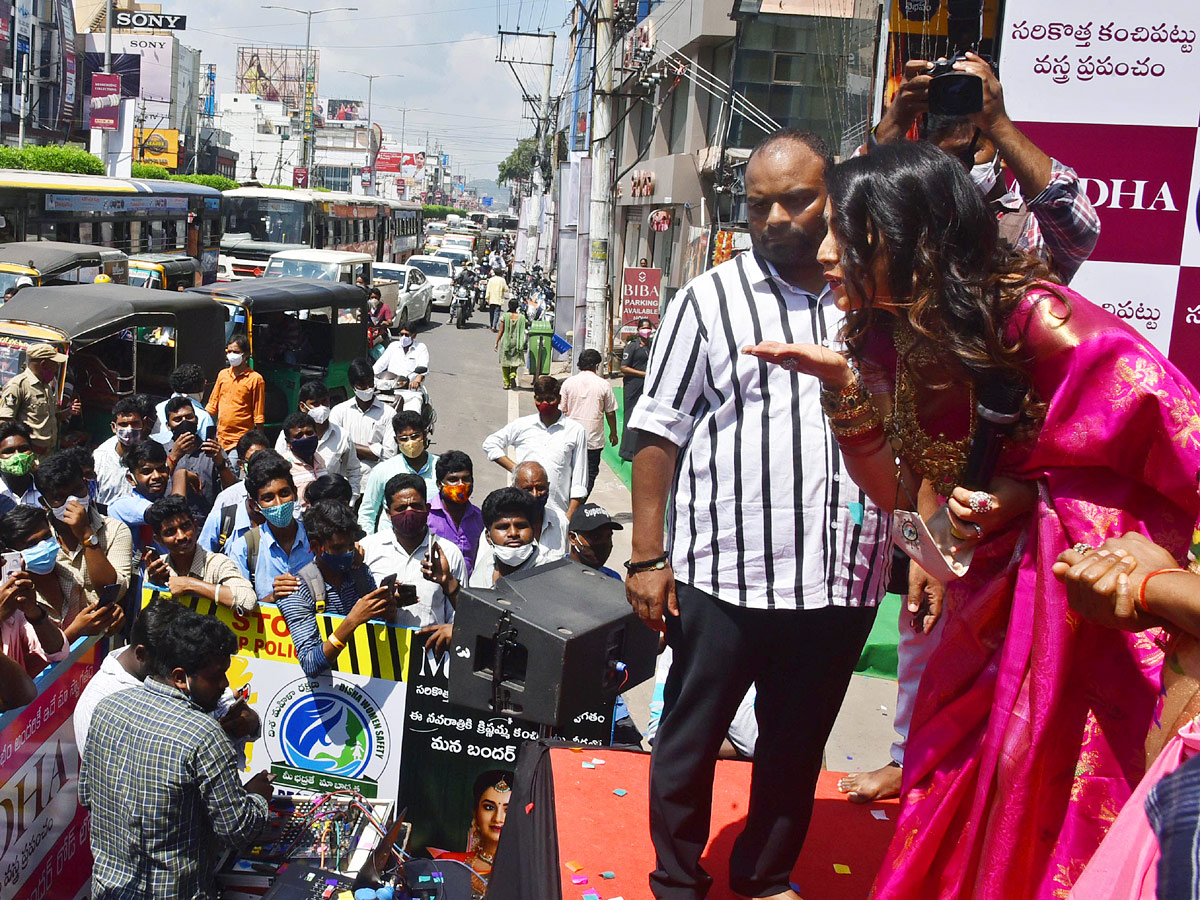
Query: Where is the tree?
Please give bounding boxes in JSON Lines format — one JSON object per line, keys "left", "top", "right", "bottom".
{"left": 0, "top": 146, "right": 104, "bottom": 175}
{"left": 497, "top": 136, "right": 538, "bottom": 185}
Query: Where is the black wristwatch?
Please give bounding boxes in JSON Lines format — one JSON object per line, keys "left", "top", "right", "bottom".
{"left": 624, "top": 554, "right": 669, "bottom": 574}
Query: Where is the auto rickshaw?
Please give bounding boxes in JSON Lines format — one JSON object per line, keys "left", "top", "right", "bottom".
{"left": 128, "top": 254, "right": 202, "bottom": 291}
{"left": 0, "top": 241, "right": 128, "bottom": 293}
{"left": 0, "top": 283, "right": 228, "bottom": 442}
{"left": 186, "top": 277, "right": 368, "bottom": 432}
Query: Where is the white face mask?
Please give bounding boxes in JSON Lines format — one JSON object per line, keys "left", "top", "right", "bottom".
{"left": 969, "top": 153, "right": 1000, "bottom": 195}
{"left": 306, "top": 404, "right": 330, "bottom": 425}
{"left": 354, "top": 387, "right": 375, "bottom": 402}
{"left": 399, "top": 335, "right": 414, "bottom": 349}
{"left": 49, "top": 493, "right": 89, "bottom": 521}
{"left": 226, "top": 352, "right": 245, "bottom": 368}
{"left": 492, "top": 541, "right": 535, "bottom": 567}
{"left": 116, "top": 425, "right": 141, "bottom": 446}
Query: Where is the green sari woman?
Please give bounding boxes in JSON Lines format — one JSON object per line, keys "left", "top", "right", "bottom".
{"left": 494, "top": 300, "right": 527, "bottom": 390}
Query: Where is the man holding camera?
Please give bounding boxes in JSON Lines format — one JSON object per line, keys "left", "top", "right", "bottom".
{"left": 873, "top": 51, "right": 1099, "bottom": 283}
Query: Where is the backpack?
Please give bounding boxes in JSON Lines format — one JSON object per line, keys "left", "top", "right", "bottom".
{"left": 216, "top": 504, "right": 238, "bottom": 553}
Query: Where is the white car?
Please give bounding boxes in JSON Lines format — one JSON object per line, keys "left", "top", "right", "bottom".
{"left": 405, "top": 255, "right": 455, "bottom": 309}
{"left": 375, "top": 263, "right": 433, "bottom": 328}
{"left": 432, "top": 248, "right": 473, "bottom": 277}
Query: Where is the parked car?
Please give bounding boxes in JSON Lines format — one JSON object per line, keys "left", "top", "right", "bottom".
{"left": 404, "top": 255, "right": 455, "bottom": 310}
{"left": 375, "top": 263, "right": 433, "bottom": 328}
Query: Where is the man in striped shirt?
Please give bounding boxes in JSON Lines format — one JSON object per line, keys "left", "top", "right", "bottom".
{"left": 626, "top": 129, "right": 889, "bottom": 900}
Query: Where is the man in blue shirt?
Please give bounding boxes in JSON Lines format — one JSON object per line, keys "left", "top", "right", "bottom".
{"left": 151, "top": 364, "right": 216, "bottom": 445}
{"left": 199, "top": 432, "right": 273, "bottom": 553}
{"left": 226, "top": 454, "right": 313, "bottom": 603}
{"left": 108, "top": 440, "right": 190, "bottom": 554}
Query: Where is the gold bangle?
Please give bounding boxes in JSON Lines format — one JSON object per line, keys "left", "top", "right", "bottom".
{"left": 826, "top": 398, "right": 876, "bottom": 424}
{"left": 820, "top": 372, "right": 868, "bottom": 414}
{"left": 831, "top": 414, "right": 883, "bottom": 440}
{"left": 328, "top": 633, "right": 346, "bottom": 651}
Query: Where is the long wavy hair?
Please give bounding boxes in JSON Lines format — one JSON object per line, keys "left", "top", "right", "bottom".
{"left": 827, "top": 141, "right": 1061, "bottom": 404}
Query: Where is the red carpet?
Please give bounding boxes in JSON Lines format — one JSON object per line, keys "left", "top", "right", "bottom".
{"left": 551, "top": 748, "right": 898, "bottom": 900}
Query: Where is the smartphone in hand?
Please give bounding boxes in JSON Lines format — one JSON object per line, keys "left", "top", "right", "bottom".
{"left": 1, "top": 550, "right": 22, "bottom": 582}
{"left": 204, "top": 425, "right": 217, "bottom": 442}
{"left": 396, "top": 584, "right": 418, "bottom": 607}
{"left": 97, "top": 582, "right": 123, "bottom": 607}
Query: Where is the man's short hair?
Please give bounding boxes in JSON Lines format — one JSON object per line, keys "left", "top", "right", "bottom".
{"left": 747, "top": 127, "right": 833, "bottom": 173}
{"left": 149, "top": 607, "right": 238, "bottom": 678}
{"left": 33, "top": 450, "right": 83, "bottom": 497}
{"left": 169, "top": 364, "right": 206, "bottom": 394}
{"left": 348, "top": 358, "right": 374, "bottom": 386}
{"left": 61, "top": 446, "right": 95, "bottom": 477}
{"left": 577, "top": 349, "right": 602, "bottom": 371}
{"left": 302, "top": 500, "right": 363, "bottom": 545}
{"left": 435, "top": 450, "right": 473, "bottom": 483}
{"left": 245, "top": 451, "right": 293, "bottom": 500}
{"left": 112, "top": 397, "right": 143, "bottom": 420}
{"left": 164, "top": 395, "right": 193, "bottom": 417}
{"left": 129, "top": 599, "right": 184, "bottom": 661}
{"left": 145, "top": 495, "right": 193, "bottom": 536}
{"left": 392, "top": 409, "right": 425, "bottom": 436}
{"left": 122, "top": 439, "right": 168, "bottom": 472}
{"left": 532, "top": 375, "right": 560, "bottom": 397}
{"left": 237, "top": 429, "right": 271, "bottom": 459}
{"left": 305, "top": 474, "right": 353, "bottom": 505}
{"left": 228, "top": 334, "right": 251, "bottom": 355}
{"left": 0, "top": 504, "right": 48, "bottom": 549}
{"left": 131, "top": 393, "right": 157, "bottom": 419}
{"left": 298, "top": 380, "right": 329, "bottom": 405}
{"left": 282, "top": 411, "right": 316, "bottom": 438}
{"left": 0, "top": 421, "right": 31, "bottom": 447}
{"left": 384, "top": 472, "right": 427, "bottom": 505}
{"left": 481, "top": 487, "right": 537, "bottom": 529}
{"left": 923, "top": 112, "right": 975, "bottom": 143}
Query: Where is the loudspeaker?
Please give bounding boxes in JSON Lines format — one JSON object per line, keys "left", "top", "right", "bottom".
{"left": 448, "top": 558, "right": 658, "bottom": 726}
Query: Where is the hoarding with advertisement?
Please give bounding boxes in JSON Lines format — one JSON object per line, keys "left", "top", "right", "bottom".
{"left": 57, "top": 0, "right": 75, "bottom": 129}
{"left": 135, "top": 127, "right": 179, "bottom": 169}
{"left": 997, "top": 1, "right": 1200, "bottom": 385}
{"left": 326, "top": 98, "right": 364, "bottom": 122}
{"left": 237, "top": 46, "right": 318, "bottom": 112}
{"left": 88, "top": 73, "right": 121, "bottom": 130}
{"left": 377, "top": 151, "right": 427, "bottom": 178}
{"left": 620, "top": 266, "right": 662, "bottom": 334}
{"left": 0, "top": 637, "right": 105, "bottom": 900}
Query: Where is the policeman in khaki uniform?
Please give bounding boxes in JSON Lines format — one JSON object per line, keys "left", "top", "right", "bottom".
{"left": 0, "top": 343, "right": 79, "bottom": 453}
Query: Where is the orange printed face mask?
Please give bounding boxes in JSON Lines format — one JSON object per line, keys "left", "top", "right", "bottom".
{"left": 442, "top": 482, "right": 472, "bottom": 504}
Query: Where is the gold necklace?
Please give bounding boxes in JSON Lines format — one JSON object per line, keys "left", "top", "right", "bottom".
{"left": 475, "top": 848, "right": 495, "bottom": 865}
{"left": 884, "top": 320, "right": 976, "bottom": 497}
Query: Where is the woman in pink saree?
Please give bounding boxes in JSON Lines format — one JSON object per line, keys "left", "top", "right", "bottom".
{"left": 744, "top": 141, "right": 1200, "bottom": 900}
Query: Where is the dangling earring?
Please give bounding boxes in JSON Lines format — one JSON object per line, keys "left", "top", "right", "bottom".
{"left": 466, "top": 822, "right": 480, "bottom": 853}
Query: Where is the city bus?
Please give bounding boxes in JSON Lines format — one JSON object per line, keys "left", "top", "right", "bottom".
{"left": 0, "top": 170, "right": 223, "bottom": 283}
{"left": 221, "top": 188, "right": 422, "bottom": 279}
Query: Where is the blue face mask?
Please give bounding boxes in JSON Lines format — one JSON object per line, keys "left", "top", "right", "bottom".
{"left": 22, "top": 537, "right": 59, "bottom": 574}
{"left": 259, "top": 500, "right": 295, "bottom": 529}
{"left": 321, "top": 549, "right": 355, "bottom": 573}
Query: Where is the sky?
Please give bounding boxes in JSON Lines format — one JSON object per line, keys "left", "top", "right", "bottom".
{"left": 179, "top": 0, "right": 575, "bottom": 184}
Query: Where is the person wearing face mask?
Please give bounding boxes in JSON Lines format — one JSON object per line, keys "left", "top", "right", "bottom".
{"left": 483, "top": 375, "right": 589, "bottom": 521}
{"left": 199, "top": 432, "right": 273, "bottom": 554}
{"left": 871, "top": 52, "right": 1099, "bottom": 285}
{"left": 0, "top": 516, "right": 68, "bottom": 677}
{"left": 619, "top": 318, "right": 654, "bottom": 462}
{"left": 467, "top": 488, "right": 548, "bottom": 591}
{"left": 567, "top": 502, "right": 624, "bottom": 579}
{"left": 30, "top": 452, "right": 131, "bottom": 637}
{"left": 274, "top": 381, "right": 358, "bottom": 497}
{"left": 330, "top": 358, "right": 391, "bottom": 487}
{"left": 427, "top": 451, "right": 484, "bottom": 575}
{"left": 372, "top": 324, "right": 429, "bottom": 388}
{"left": 358, "top": 410, "right": 439, "bottom": 534}
{"left": 494, "top": 298, "right": 527, "bottom": 390}
{"left": 143, "top": 494, "right": 256, "bottom": 614}
{"left": 226, "top": 454, "right": 314, "bottom": 603}
{"left": 92, "top": 398, "right": 144, "bottom": 507}
{"left": 279, "top": 500, "right": 395, "bottom": 677}
{"left": 151, "top": 364, "right": 216, "bottom": 445}
{"left": 0, "top": 421, "right": 40, "bottom": 513}
{"left": 512, "top": 460, "right": 568, "bottom": 557}
{"left": 62, "top": 446, "right": 100, "bottom": 513}
{"left": 361, "top": 474, "right": 465, "bottom": 649}
{"left": 205, "top": 334, "right": 266, "bottom": 459}
{"left": 79, "top": 609, "right": 273, "bottom": 900}
{"left": 277, "top": 411, "right": 327, "bottom": 510}
{"left": 560, "top": 349, "right": 619, "bottom": 496}
{"left": 0, "top": 343, "right": 80, "bottom": 455}
{"left": 367, "top": 287, "right": 393, "bottom": 328}
{"left": 164, "top": 396, "right": 235, "bottom": 519}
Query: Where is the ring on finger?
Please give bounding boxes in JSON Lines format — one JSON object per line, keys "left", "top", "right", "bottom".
{"left": 967, "top": 491, "right": 993, "bottom": 514}
{"left": 1072, "top": 542, "right": 1093, "bottom": 555}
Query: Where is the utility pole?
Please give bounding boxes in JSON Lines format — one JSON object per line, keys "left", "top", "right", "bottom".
{"left": 100, "top": 0, "right": 113, "bottom": 170}
{"left": 584, "top": 0, "right": 615, "bottom": 353}
{"left": 16, "top": 53, "right": 27, "bottom": 149}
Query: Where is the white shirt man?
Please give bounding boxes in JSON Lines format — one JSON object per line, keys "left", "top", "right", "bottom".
{"left": 93, "top": 435, "right": 134, "bottom": 506}
{"left": 329, "top": 393, "right": 391, "bottom": 485}
{"left": 373, "top": 340, "right": 430, "bottom": 381}
{"left": 274, "top": 418, "right": 358, "bottom": 495}
{"left": 482, "top": 414, "right": 589, "bottom": 517}
{"left": 359, "top": 527, "right": 466, "bottom": 629}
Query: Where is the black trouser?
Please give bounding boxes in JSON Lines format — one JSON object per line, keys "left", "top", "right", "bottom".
{"left": 586, "top": 448, "right": 602, "bottom": 495}
{"left": 649, "top": 582, "right": 877, "bottom": 899}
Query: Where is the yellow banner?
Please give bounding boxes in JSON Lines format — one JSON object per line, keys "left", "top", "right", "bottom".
{"left": 140, "top": 587, "right": 412, "bottom": 682}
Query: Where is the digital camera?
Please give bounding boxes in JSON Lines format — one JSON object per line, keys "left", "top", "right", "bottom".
{"left": 927, "top": 53, "right": 984, "bottom": 116}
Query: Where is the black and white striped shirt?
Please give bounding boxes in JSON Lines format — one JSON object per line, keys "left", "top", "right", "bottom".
{"left": 629, "top": 251, "right": 890, "bottom": 611}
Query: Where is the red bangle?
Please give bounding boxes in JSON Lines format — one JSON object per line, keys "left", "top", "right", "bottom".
{"left": 1138, "top": 567, "right": 1186, "bottom": 614}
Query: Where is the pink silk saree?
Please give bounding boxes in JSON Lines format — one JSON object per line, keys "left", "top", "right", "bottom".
{"left": 871, "top": 288, "right": 1200, "bottom": 900}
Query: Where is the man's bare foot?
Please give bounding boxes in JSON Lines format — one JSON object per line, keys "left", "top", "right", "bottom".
{"left": 837, "top": 761, "right": 902, "bottom": 804}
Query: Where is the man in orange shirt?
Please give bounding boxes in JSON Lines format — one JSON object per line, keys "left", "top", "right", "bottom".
{"left": 206, "top": 336, "right": 265, "bottom": 458}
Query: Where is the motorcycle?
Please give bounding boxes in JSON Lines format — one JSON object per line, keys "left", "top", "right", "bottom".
{"left": 450, "top": 285, "right": 472, "bottom": 329}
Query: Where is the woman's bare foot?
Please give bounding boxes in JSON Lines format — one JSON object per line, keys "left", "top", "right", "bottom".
{"left": 837, "top": 761, "right": 902, "bottom": 804}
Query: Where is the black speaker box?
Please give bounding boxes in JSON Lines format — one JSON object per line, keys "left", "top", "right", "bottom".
{"left": 448, "top": 558, "right": 658, "bottom": 726}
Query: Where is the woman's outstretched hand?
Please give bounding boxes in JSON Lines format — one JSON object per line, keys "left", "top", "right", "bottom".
{"left": 742, "top": 342, "right": 853, "bottom": 389}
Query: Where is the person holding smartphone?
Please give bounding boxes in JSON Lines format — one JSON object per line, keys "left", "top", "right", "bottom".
{"left": 108, "top": 440, "right": 192, "bottom": 555}
{"left": 360, "top": 473, "right": 465, "bottom": 639}
{"left": 277, "top": 500, "right": 393, "bottom": 677}
{"left": 163, "top": 396, "right": 235, "bottom": 519}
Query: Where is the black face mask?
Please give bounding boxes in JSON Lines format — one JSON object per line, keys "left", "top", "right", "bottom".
{"left": 171, "top": 419, "right": 198, "bottom": 439}
{"left": 290, "top": 435, "right": 319, "bottom": 460}
{"left": 526, "top": 491, "right": 549, "bottom": 511}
